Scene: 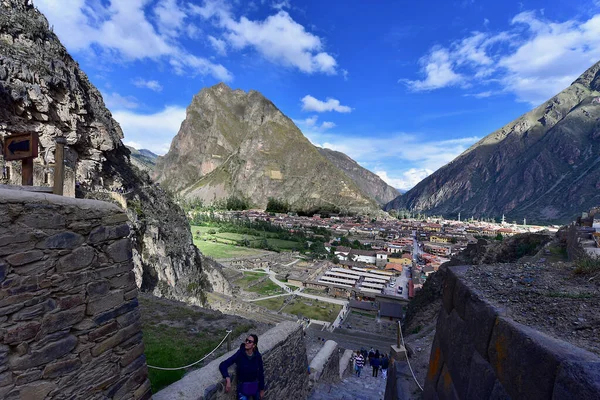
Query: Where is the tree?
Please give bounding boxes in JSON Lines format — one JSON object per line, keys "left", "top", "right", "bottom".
{"left": 495, "top": 232, "right": 503, "bottom": 241}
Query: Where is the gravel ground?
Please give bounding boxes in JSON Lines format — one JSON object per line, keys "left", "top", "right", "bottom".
{"left": 462, "top": 261, "right": 600, "bottom": 356}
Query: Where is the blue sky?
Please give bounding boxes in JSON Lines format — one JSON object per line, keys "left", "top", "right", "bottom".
{"left": 36, "top": 0, "right": 600, "bottom": 190}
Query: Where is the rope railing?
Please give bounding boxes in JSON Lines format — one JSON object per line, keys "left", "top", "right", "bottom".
{"left": 398, "top": 321, "right": 424, "bottom": 391}
{"left": 147, "top": 329, "right": 233, "bottom": 371}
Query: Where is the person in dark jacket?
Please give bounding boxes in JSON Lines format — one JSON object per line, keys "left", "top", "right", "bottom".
{"left": 371, "top": 353, "right": 380, "bottom": 377}
{"left": 219, "top": 334, "right": 265, "bottom": 400}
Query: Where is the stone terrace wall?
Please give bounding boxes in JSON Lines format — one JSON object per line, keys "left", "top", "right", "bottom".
{"left": 308, "top": 340, "right": 340, "bottom": 385}
{"left": 154, "top": 321, "right": 309, "bottom": 400}
{"left": 424, "top": 265, "right": 600, "bottom": 399}
{"left": 0, "top": 188, "right": 150, "bottom": 399}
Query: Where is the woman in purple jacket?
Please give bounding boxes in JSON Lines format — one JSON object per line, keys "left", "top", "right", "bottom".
{"left": 219, "top": 334, "right": 265, "bottom": 400}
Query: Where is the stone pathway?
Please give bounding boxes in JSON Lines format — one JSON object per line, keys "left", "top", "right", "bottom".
{"left": 309, "top": 368, "right": 387, "bottom": 400}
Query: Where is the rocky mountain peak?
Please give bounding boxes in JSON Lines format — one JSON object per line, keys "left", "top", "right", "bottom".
{"left": 386, "top": 59, "right": 600, "bottom": 223}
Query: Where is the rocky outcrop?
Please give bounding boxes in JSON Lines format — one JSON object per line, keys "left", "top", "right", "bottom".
{"left": 317, "top": 147, "right": 399, "bottom": 205}
{"left": 153, "top": 83, "right": 382, "bottom": 215}
{"left": 386, "top": 60, "right": 600, "bottom": 224}
{"left": 0, "top": 0, "right": 213, "bottom": 304}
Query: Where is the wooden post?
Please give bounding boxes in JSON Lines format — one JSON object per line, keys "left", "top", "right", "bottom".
{"left": 397, "top": 321, "right": 401, "bottom": 348}
{"left": 53, "top": 137, "right": 66, "bottom": 195}
{"left": 21, "top": 158, "right": 33, "bottom": 186}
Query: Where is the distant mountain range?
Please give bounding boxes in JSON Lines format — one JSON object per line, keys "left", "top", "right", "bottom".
{"left": 386, "top": 60, "right": 600, "bottom": 224}
{"left": 127, "top": 146, "right": 158, "bottom": 173}
{"left": 152, "top": 83, "right": 397, "bottom": 214}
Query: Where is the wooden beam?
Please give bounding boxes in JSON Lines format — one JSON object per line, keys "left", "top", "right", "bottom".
{"left": 53, "top": 137, "right": 67, "bottom": 196}
{"left": 21, "top": 158, "right": 33, "bottom": 186}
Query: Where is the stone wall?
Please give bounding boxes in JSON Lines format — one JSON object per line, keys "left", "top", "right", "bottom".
{"left": 308, "top": 340, "right": 340, "bottom": 385}
{"left": 424, "top": 265, "right": 600, "bottom": 399}
{"left": 154, "top": 321, "right": 309, "bottom": 400}
{"left": 0, "top": 188, "right": 150, "bottom": 399}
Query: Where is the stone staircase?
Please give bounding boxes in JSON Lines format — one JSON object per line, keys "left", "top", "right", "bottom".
{"left": 309, "top": 364, "right": 387, "bottom": 400}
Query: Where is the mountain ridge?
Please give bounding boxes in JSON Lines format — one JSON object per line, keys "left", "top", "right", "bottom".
{"left": 386, "top": 60, "right": 600, "bottom": 224}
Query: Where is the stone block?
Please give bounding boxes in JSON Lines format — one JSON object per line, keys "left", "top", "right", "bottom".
{"left": 0, "top": 241, "right": 35, "bottom": 257}
{"left": 109, "top": 270, "right": 136, "bottom": 291}
{"left": 438, "top": 309, "right": 475, "bottom": 398}
{"left": 488, "top": 317, "right": 600, "bottom": 400}
{"left": 4, "top": 321, "right": 41, "bottom": 344}
{"left": 5, "top": 250, "right": 43, "bottom": 267}
{"left": 91, "top": 320, "right": 141, "bottom": 357}
{"left": 0, "top": 262, "right": 8, "bottom": 283}
{"left": 441, "top": 270, "right": 456, "bottom": 314}
{"left": 452, "top": 278, "right": 470, "bottom": 320}
{"left": 0, "top": 371, "right": 13, "bottom": 387}
{"left": 87, "top": 226, "right": 108, "bottom": 244}
{"left": 0, "top": 234, "right": 31, "bottom": 248}
{"left": 0, "top": 302, "right": 25, "bottom": 317}
{"left": 466, "top": 351, "right": 497, "bottom": 400}
{"left": 10, "top": 335, "right": 77, "bottom": 370}
{"left": 87, "top": 280, "right": 110, "bottom": 299}
{"left": 462, "top": 288, "right": 500, "bottom": 360}
{"left": 133, "top": 379, "right": 151, "bottom": 400}
{"left": 57, "top": 245, "right": 95, "bottom": 272}
{"left": 436, "top": 362, "right": 459, "bottom": 400}
{"left": 94, "top": 298, "right": 138, "bottom": 326}
{"left": 124, "top": 288, "right": 138, "bottom": 301}
{"left": 88, "top": 320, "right": 119, "bottom": 342}
{"left": 552, "top": 361, "right": 600, "bottom": 400}
{"left": 116, "top": 309, "right": 140, "bottom": 329}
{"left": 113, "top": 364, "right": 148, "bottom": 399}
{"left": 86, "top": 289, "right": 124, "bottom": 315}
{"left": 120, "top": 342, "right": 145, "bottom": 367}
{"left": 17, "top": 210, "right": 65, "bottom": 229}
{"left": 57, "top": 293, "right": 85, "bottom": 310}
{"left": 15, "top": 381, "right": 56, "bottom": 400}
{"left": 424, "top": 333, "right": 444, "bottom": 397}
{"left": 103, "top": 213, "right": 130, "bottom": 225}
{"left": 12, "top": 298, "right": 56, "bottom": 321}
{"left": 489, "top": 380, "right": 511, "bottom": 400}
{"left": 42, "top": 357, "right": 82, "bottom": 379}
{"left": 389, "top": 345, "right": 406, "bottom": 361}
{"left": 39, "top": 231, "right": 84, "bottom": 249}
{"left": 107, "top": 239, "right": 132, "bottom": 263}
{"left": 14, "top": 369, "right": 41, "bottom": 385}
{"left": 39, "top": 305, "right": 85, "bottom": 335}
{"left": 96, "top": 262, "right": 133, "bottom": 279}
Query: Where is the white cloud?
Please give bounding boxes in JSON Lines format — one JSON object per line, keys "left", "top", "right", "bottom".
{"left": 293, "top": 115, "right": 335, "bottom": 131}
{"left": 272, "top": 1, "right": 291, "bottom": 10}
{"left": 193, "top": 2, "right": 338, "bottom": 74}
{"left": 342, "top": 69, "right": 349, "bottom": 81}
{"left": 102, "top": 92, "right": 139, "bottom": 110}
{"left": 132, "top": 78, "right": 163, "bottom": 92}
{"left": 301, "top": 95, "right": 352, "bottom": 113}
{"left": 35, "top": 0, "right": 232, "bottom": 81}
{"left": 376, "top": 169, "right": 433, "bottom": 191}
{"left": 402, "top": 47, "right": 464, "bottom": 91}
{"left": 208, "top": 35, "right": 228, "bottom": 56}
{"left": 112, "top": 106, "right": 187, "bottom": 155}
{"left": 402, "top": 10, "right": 600, "bottom": 104}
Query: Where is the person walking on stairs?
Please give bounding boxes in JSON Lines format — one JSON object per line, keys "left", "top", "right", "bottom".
{"left": 353, "top": 350, "right": 365, "bottom": 377}
{"left": 371, "top": 353, "right": 380, "bottom": 377}
{"left": 381, "top": 354, "right": 389, "bottom": 380}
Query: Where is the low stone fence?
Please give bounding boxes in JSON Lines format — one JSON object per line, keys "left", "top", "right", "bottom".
{"left": 424, "top": 265, "right": 600, "bottom": 399}
{"left": 0, "top": 188, "right": 150, "bottom": 399}
{"left": 308, "top": 340, "right": 339, "bottom": 385}
{"left": 154, "top": 321, "right": 309, "bottom": 400}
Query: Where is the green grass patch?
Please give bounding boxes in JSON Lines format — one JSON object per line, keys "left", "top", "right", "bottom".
{"left": 282, "top": 299, "right": 342, "bottom": 322}
{"left": 254, "top": 296, "right": 289, "bottom": 311}
{"left": 265, "top": 238, "right": 300, "bottom": 250}
{"left": 235, "top": 272, "right": 267, "bottom": 290}
{"left": 546, "top": 291, "right": 595, "bottom": 299}
{"left": 351, "top": 310, "right": 376, "bottom": 318}
{"left": 246, "top": 279, "right": 284, "bottom": 296}
{"left": 192, "top": 239, "right": 266, "bottom": 259}
{"left": 143, "top": 323, "right": 254, "bottom": 393}
{"left": 574, "top": 255, "right": 600, "bottom": 275}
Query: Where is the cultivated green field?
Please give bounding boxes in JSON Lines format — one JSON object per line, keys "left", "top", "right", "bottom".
{"left": 190, "top": 224, "right": 300, "bottom": 253}
{"left": 192, "top": 238, "right": 266, "bottom": 259}
{"left": 281, "top": 298, "right": 342, "bottom": 322}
